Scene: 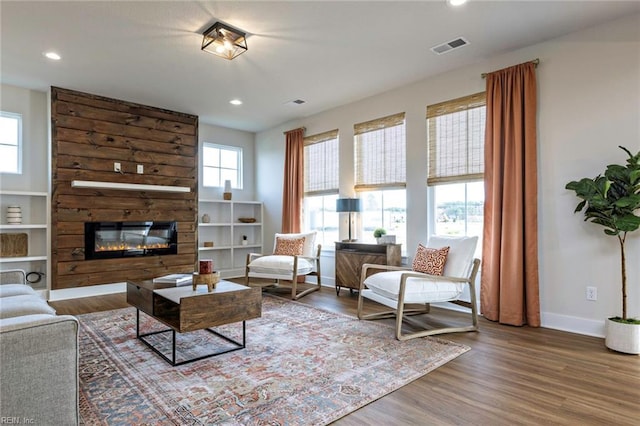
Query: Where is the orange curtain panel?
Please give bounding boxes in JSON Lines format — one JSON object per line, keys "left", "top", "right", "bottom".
{"left": 281, "top": 128, "right": 305, "bottom": 233}
{"left": 481, "top": 62, "right": 541, "bottom": 327}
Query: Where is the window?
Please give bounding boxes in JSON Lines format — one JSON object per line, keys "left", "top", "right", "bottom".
{"left": 303, "top": 130, "right": 339, "bottom": 248}
{"left": 0, "top": 111, "right": 22, "bottom": 174}
{"left": 202, "top": 143, "right": 242, "bottom": 188}
{"left": 360, "top": 189, "right": 406, "bottom": 244}
{"left": 433, "top": 181, "right": 484, "bottom": 238}
{"left": 354, "top": 112, "right": 406, "bottom": 246}
{"left": 427, "top": 93, "right": 486, "bottom": 246}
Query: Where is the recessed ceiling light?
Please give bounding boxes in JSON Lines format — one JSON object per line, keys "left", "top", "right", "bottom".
{"left": 447, "top": 0, "right": 468, "bottom": 6}
{"left": 44, "top": 51, "right": 61, "bottom": 60}
{"left": 229, "top": 99, "right": 242, "bottom": 106}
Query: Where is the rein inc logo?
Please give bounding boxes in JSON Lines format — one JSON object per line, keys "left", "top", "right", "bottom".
{"left": 0, "top": 418, "right": 34, "bottom": 424}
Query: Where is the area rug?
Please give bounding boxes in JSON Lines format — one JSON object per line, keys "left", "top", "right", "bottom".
{"left": 78, "top": 295, "right": 470, "bottom": 425}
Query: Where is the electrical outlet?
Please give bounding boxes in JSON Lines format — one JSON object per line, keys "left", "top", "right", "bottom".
{"left": 114, "top": 162, "right": 121, "bottom": 172}
{"left": 586, "top": 286, "right": 597, "bottom": 301}
{"left": 137, "top": 164, "right": 144, "bottom": 174}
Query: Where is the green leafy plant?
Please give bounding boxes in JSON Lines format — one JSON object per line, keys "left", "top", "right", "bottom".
{"left": 566, "top": 146, "right": 640, "bottom": 323}
{"left": 373, "top": 228, "right": 387, "bottom": 238}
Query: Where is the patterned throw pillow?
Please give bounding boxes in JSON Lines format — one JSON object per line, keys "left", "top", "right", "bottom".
{"left": 274, "top": 237, "right": 305, "bottom": 256}
{"left": 412, "top": 244, "right": 450, "bottom": 275}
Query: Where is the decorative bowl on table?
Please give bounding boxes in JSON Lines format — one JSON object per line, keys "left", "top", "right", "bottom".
{"left": 238, "top": 218, "right": 257, "bottom": 223}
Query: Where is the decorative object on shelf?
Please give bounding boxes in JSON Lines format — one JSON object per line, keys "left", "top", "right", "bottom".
{"left": 566, "top": 145, "right": 640, "bottom": 354}
{"left": 203, "top": 241, "right": 214, "bottom": 247}
{"left": 0, "top": 233, "right": 28, "bottom": 257}
{"left": 201, "top": 21, "right": 248, "bottom": 61}
{"left": 373, "top": 227, "right": 386, "bottom": 244}
{"left": 242, "top": 235, "right": 248, "bottom": 246}
{"left": 238, "top": 217, "right": 256, "bottom": 223}
{"left": 199, "top": 259, "right": 214, "bottom": 274}
{"left": 336, "top": 198, "right": 361, "bottom": 242}
{"left": 223, "top": 180, "right": 232, "bottom": 200}
{"left": 26, "top": 271, "right": 45, "bottom": 284}
{"left": 6, "top": 206, "right": 22, "bottom": 224}
{"left": 201, "top": 213, "right": 210, "bottom": 223}
{"left": 379, "top": 235, "right": 396, "bottom": 244}
{"left": 192, "top": 271, "right": 220, "bottom": 292}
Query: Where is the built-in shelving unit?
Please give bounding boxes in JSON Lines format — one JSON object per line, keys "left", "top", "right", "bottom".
{"left": 0, "top": 191, "right": 50, "bottom": 293}
{"left": 198, "top": 199, "right": 263, "bottom": 278}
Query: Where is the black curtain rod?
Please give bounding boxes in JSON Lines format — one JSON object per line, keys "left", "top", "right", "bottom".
{"left": 481, "top": 58, "right": 540, "bottom": 79}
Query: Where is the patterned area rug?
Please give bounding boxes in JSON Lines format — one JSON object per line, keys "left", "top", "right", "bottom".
{"left": 78, "top": 295, "right": 470, "bottom": 425}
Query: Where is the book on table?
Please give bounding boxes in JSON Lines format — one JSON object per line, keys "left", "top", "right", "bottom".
{"left": 152, "top": 273, "right": 193, "bottom": 286}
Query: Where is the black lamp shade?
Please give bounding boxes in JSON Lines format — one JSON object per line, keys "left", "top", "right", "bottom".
{"left": 336, "top": 198, "right": 361, "bottom": 213}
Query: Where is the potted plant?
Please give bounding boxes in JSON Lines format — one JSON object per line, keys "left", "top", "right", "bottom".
{"left": 565, "top": 146, "right": 640, "bottom": 354}
{"left": 373, "top": 228, "right": 387, "bottom": 244}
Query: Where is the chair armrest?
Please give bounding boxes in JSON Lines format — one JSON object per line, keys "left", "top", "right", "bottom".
{"left": 0, "top": 314, "right": 79, "bottom": 424}
{"left": 247, "top": 252, "right": 266, "bottom": 263}
{"left": 361, "top": 263, "right": 411, "bottom": 275}
{"left": 297, "top": 254, "right": 319, "bottom": 262}
{"left": 399, "top": 271, "right": 471, "bottom": 284}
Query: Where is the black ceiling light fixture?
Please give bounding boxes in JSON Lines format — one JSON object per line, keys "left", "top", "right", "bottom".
{"left": 201, "top": 21, "right": 247, "bottom": 60}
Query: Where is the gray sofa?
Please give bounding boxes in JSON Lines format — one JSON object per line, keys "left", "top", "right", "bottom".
{"left": 0, "top": 283, "right": 79, "bottom": 425}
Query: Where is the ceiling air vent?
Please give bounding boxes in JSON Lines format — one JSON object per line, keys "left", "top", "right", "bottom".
{"left": 431, "top": 37, "right": 469, "bottom": 55}
{"left": 284, "top": 99, "right": 306, "bottom": 106}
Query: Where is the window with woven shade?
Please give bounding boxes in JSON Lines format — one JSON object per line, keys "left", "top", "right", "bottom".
{"left": 353, "top": 113, "right": 407, "bottom": 249}
{"left": 304, "top": 129, "right": 339, "bottom": 196}
{"left": 354, "top": 112, "right": 406, "bottom": 190}
{"left": 303, "top": 129, "right": 340, "bottom": 247}
{"left": 427, "top": 92, "right": 486, "bottom": 186}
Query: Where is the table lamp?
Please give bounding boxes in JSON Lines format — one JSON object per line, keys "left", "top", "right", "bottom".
{"left": 336, "top": 198, "right": 361, "bottom": 242}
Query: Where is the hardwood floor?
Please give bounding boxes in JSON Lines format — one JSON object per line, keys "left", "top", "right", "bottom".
{"left": 50, "top": 284, "right": 640, "bottom": 426}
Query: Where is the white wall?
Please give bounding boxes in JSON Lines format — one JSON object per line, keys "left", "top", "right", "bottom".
{"left": 0, "top": 84, "right": 48, "bottom": 192}
{"left": 256, "top": 14, "right": 640, "bottom": 336}
{"left": 198, "top": 122, "right": 256, "bottom": 201}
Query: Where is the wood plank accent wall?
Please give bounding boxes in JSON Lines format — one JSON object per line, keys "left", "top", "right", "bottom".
{"left": 51, "top": 87, "right": 198, "bottom": 290}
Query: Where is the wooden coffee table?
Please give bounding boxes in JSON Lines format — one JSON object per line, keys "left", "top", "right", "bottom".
{"left": 126, "top": 279, "right": 261, "bottom": 366}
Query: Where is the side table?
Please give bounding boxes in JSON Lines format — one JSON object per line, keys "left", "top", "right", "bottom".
{"left": 334, "top": 242, "right": 402, "bottom": 295}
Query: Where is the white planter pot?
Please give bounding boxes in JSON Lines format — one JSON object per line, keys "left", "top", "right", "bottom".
{"left": 605, "top": 318, "right": 640, "bottom": 355}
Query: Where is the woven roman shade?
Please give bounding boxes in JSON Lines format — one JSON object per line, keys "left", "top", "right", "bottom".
{"left": 354, "top": 112, "right": 406, "bottom": 191}
{"left": 427, "top": 92, "right": 486, "bottom": 185}
{"left": 304, "top": 129, "right": 339, "bottom": 196}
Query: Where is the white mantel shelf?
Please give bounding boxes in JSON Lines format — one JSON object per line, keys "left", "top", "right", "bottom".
{"left": 71, "top": 180, "right": 191, "bottom": 193}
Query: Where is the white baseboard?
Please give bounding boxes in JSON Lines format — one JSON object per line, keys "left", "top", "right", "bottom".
{"left": 49, "top": 282, "right": 127, "bottom": 301}
{"left": 541, "top": 312, "right": 605, "bottom": 338}
{"left": 432, "top": 305, "right": 605, "bottom": 339}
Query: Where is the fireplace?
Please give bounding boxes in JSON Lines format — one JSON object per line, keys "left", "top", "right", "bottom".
{"left": 84, "top": 221, "right": 178, "bottom": 260}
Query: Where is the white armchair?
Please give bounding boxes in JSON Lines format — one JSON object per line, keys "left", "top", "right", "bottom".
{"left": 245, "top": 231, "right": 322, "bottom": 300}
{"left": 357, "top": 235, "right": 480, "bottom": 340}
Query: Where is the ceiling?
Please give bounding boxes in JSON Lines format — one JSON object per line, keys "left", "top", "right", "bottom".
{"left": 2, "top": 1, "right": 639, "bottom": 133}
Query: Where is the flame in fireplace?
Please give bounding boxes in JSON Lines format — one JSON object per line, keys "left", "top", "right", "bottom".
{"left": 95, "top": 242, "right": 170, "bottom": 252}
